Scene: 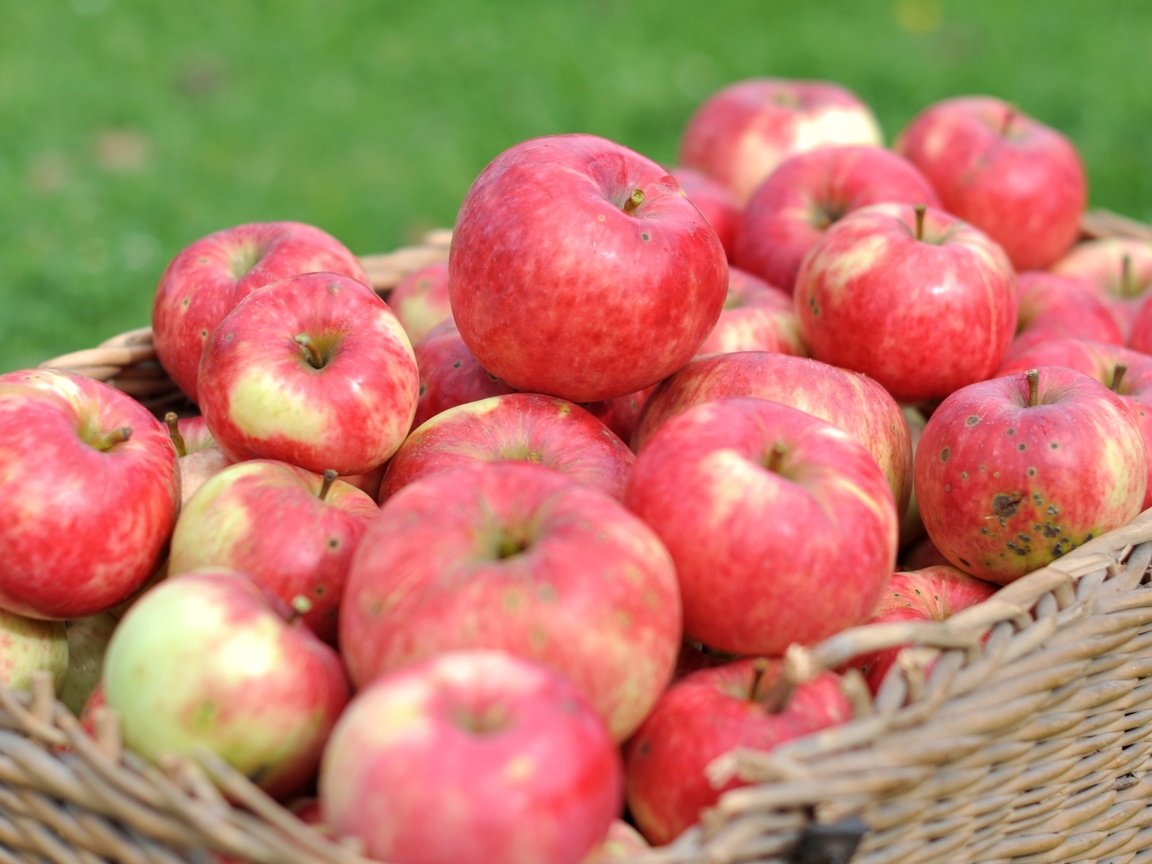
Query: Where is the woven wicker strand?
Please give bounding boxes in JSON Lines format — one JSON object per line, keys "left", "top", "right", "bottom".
{"left": 13, "top": 209, "right": 1152, "bottom": 864}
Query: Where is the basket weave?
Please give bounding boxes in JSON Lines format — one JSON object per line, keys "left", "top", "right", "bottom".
{"left": 12, "top": 212, "right": 1152, "bottom": 864}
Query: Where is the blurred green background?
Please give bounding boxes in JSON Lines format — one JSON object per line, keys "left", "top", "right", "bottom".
{"left": 3, "top": 0, "right": 1150, "bottom": 374}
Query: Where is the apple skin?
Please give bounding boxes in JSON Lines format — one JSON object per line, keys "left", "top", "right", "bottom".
{"left": 1001, "top": 271, "right": 1125, "bottom": 365}
{"left": 794, "top": 202, "right": 1018, "bottom": 404}
{"left": 103, "top": 567, "right": 350, "bottom": 800}
{"left": 623, "top": 656, "right": 853, "bottom": 846}
{"left": 340, "top": 461, "right": 682, "bottom": 742}
{"left": 997, "top": 337, "right": 1152, "bottom": 508}
{"left": 386, "top": 259, "right": 453, "bottom": 346}
{"left": 411, "top": 318, "right": 517, "bottom": 430}
{"left": 624, "top": 397, "right": 899, "bottom": 656}
{"left": 669, "top": 165, "right": 741, "bottom": 258}
{"left": 0, "top": 368, "right": 180, "bottom": 619}
{"left": 152, "top": 221, "right": 369, "bottom": 404}
{"left": 319, "top": 650, "right": 624, "bottom": 864}
{"left": 841, "top": 565, "right": 999, "bottom": 695}
{"left": 167, "top": 459, "right": 380, "bottom": 645}
{"left": 0, "top": 608, "right": 69, "bottom": 693}
{"left": 1050, "top": 236, "right": 1152, "bottom": 340}
{"left": 632, "top": 351, "right": 913, "bottom": 517}
{"left": 732, "top": 144, "right": 940, "bottom": 294}
{"left": 198, "top": 271, "right": 419, "bottom": 477}
{"left": 380, "top": 392, "right": 636, "bottom": 503}
{"left": 579, "top": 386, "right": 655, "bottom": 448}
{"left": 449, "top": 132, "right": 729, "bottom": 403}
{"left": 678, "top": 78, "right": 883, "bottom": 205}
{"left": 58, "top": 611, "right": 118, "bottom": 715}
{"left": 694, "top": 266, "right": 807, "bottom": 359}
{"left": 914, "top": 367, "right": 1147, "bottom": 585}
{"left": 893, "top": 95, "right": 1087, "bottom": 271}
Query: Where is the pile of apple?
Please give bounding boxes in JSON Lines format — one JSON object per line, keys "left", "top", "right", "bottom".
{"left": 2, "top": 76, "right": 1151, "bottom": 864}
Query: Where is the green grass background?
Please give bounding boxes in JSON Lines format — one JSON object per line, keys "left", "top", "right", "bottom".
{"left": 3, "top": 0, "right": 1150, "bottom": 374}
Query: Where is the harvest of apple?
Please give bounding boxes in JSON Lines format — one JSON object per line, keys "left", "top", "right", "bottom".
{"left": 8, "top": 75, "right": 1147, "bottom": 862}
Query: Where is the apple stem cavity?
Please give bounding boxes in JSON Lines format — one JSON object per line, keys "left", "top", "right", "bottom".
{"left": 622, "top": 188, "right": 645, "bottom": 215}
{"left": 763, "top": 442, "right": 789, "bottom": 475}
{"left": 164, "top": 412, "right": 188, "bottom": 457}
{"left": 913, "top": 204, "right": 927, "bottom": 241}
{"left": 1112, "top": 363, "right": 1129, "bottom": 393}
{"left": 748, "top": 656, "right": 794, "bottom": 715}
{"left": 318, "top": 469, "right": 338, "bottom": 501}
{"left": 295, "top": 333, "right": 325, "bottom": 370}
{"left": 1025, "top": 368, "right": 1040, "bottom": 407}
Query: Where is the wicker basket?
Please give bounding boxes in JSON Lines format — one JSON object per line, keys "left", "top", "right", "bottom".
{"left": 9, "top": 213, "right": 1152, "bottom": 864}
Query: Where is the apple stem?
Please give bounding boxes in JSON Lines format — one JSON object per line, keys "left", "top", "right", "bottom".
{"left": 95, "top": 426, "right": 133, "bottom": 452}
{"left": 164, "top": 412, "right": 188, "bottom": 457}
{"left": 1000, "top": 104, "right": 1018, "bottom": 137}
{"left": 295, "top": 333, "right": 324, "bottom": 369}
{"left": 318, "top": 469, "right": 338, "bottom": 501}
{"left": 622, "top": 188, "right": 645, "bottom": 215}
{"left": 1025, "top": 368, "right": 1040, "bottom": 407}
{"left": 1121, "top": 254, "right": 1135, "bottom": 297}
{"left": 288, "top": 594, "right": 313, "bottom": 623}
{"left": 913, "top": 204, "right": 927, "bottom": 241}
{"left": 747, "top": 657, "right": 770, "bottom": 701}
{"left": 1112, "top": 363, "right": 1129, "bottom": 393}
{"left": 764, "top": 441, "right": 788, "bottom": 474}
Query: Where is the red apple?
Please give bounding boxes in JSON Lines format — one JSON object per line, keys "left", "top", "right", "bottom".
{"left": 678, "top": 78, "right": 883, "bottom": 205}
{"left": 198, "top": 271, "right": 419, "bottom": 477}
{"left": 151, "top": 221, "right": 369, "bottom": 404}
{"left": 732, "top": 144, "right": 940, "bottom": 294}
{"left": 624, "top": 397, "right": 898, "bottom": 656}
{"left": 997, "top": 337, "right": 1152, "bottom": 508}
{"left": 914, "top": 367, "right": 1147, "bottom": 584}
{"left": 0, "top": 368, "right": 180, "bottom": 619}
{"left": 103, "top": 567, "right": 350, "bottom": 800}
{"left": 381, "top": 392, "right": 635, "bottom": 503}
{"left": 167, "top": 459, "right": 380, "bottom": 645}
{"left": 449, "top": 132, "right": 728, "bottom": 402}
{"left": 1050, "top": 236, "right": 1152, "bottom": 340}
{"left": 794, "top": 203, "right": 1018, "bottom": 404}
{"left": 669, "top": 165, "right": 741, "bottom": 257}
{"left": 319, "top": 649, "right": 624, "bottom": 864}
{"left": 578, "top": 386, "right": 655, "bottom": 449}
{"left": 386, "top": 259, "right": 453, "bottom": 346}
{"left": 694, "top": 266, "right": 807, "bottom": 358}
{"left": 632, "top": 351, "right": 913, "bottom": 516}
{"left": 1001, "top": 270, "right": 1125, "bottom": 364}
{"left": 842, "top": 565, "right": 999, "bottom": 695}
{"left": 894, "top": 95, "right": 1087, "bottom": 271}
{"left": 411, "top": 317, "right": 517, "bottom": 430}
{"left": 624, "top": 656, "right": 853, "bottom": 846}
{"left": 340, "top": 461, "right": 682, "bottom": 742}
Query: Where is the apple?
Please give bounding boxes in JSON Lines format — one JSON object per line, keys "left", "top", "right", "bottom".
{"left": 732, "top": 144, "right": 940, "bottom": 294}
{"left": 319, "top": 649, "right": 624, "bottom": 864}
{"left": 841, "top": 565, "right": 998, "bottom": 695}
{"left": 1050, "top": 236, "right": 1152, "bottom": 340}
{"left": 163, "top": 412, "right": 234, "bottom": 507}
{"left": 624, "top": 397, "right": 899, "bottom": 656}
{"left": 997, "top": 337, "right": 1152, "bottom": 508}
{"left": 914, "top": 367, "right": 1147, "bottom": 584}
{"left": 893, "top": 95, "right": 1087, "bottom": 271}
{"left": 0, "top": 608, "right": 69, "bottom": 693}
{"left": 340, "top": 460, "right": 682, "bottom": 742}
{"left": 624, "top": 656, "right": 854, "bottom": 846}
{"left": 151, "top": 221, "right": 369, "bottom": 404}
{"left": 677, "top": 77, "right": 884, "bottom": 205}
{"left": 411, "top": 318, "right": 517, "bottom": 430}
{"left": 632, "top": 351, "right": 913, "bottom": 517}
{"left": 380, "top": 392, "right": 636, "bottom": 503}
{"left": 1001, "top": 270, "right": 1125, "bottom": 364}
{"left": 579, "top": 386, "right": 655, "bottom": 448}
{"left": 694, "top": 266, "right": 807, "bottom": 358}
{"left": 449, "top": 132, "right": 728, "bottom": 402}
{"left": 581, "top": 819, "right": 649, "bottom": 863}
{"left": 58, "top": 610, "right": 118, "bottom": 715}
{"left": 669, "top": 165, "right": 741, "bottom": 257}
{"left": 794, "top": 203, "right": 1018, "bottom": 404}
{"left": 167, "top": 459, "right": 380, "bottom": 645}
{"left": 103, "top": 567, "right": 350, "bottom": 800}
{"left": 197, "top": 271, "right": 419, "bottom": 477}
{"left": 0, "top": 368, "right": 180, "bottom": 619}
{"left": 386, "top": 259, "right": 453, "bottom": 346}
